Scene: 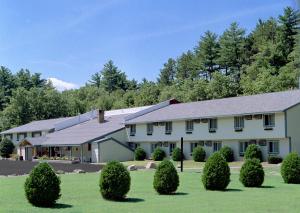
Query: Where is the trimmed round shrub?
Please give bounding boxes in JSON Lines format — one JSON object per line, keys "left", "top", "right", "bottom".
{"left": 99, "top": 161, "right": 131, "bottom": 200}
{"left": 219, "top": 146, "right": 234, "bottom": 162}
{"left": 192, "top": 146, "right": 206, "bottom": 162}
{"left": 202, "top": 152, "right": 230, "bottom": 190}
{"left": 172, "top": 147, "right": 183, "bottom": 161}
{"left": 239, "top": 158, "right": 264, "bottom": 187}
{"left": 268, "top": 156, "right": 283, "bottom": 164}
{"left": 152, "top": 147, "right": 166, "bottom": 161}
{"left": 135, "top": 147, "right": 146, "bottom": 161}
{"left": 24, "top": 162, "right": 61, "bottom": 207}
{"left": 153, "top": 160, "right": 179, "bottom": 194}
{"left": 281, "top": 152, "right": 300, "bottom": 184}
{"left": 0, "top": 138, "right": 15, "bottom": 158}
{"left": 244, "top": 144, "right": 262, "bottom": 162}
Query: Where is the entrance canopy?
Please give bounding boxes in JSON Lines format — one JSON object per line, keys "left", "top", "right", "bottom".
{"left": 19, "top": 137, "right": 47, "bottom": 147}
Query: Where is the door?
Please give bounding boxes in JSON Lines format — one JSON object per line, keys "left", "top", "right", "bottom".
{"left": 25, "top": 147, "right": 33, "bottom": 161}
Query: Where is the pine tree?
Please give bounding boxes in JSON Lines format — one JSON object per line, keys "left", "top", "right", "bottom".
{"left": 176, "top": 51, "right": 199, "bottom": 80}
{"left": 277, "top": 7, "right": 299, "bottom": 64}
{"left": 158, "top": 58, "right": 176, "bottom": 86}
{"left": 101, "top": 60, "right": 128, "bottom": 92}
{"left": 195, "top": 31, "right": 220, "bottom": 80}
{"left": 89, "top": 72, "right": 101, "bottom": 88}
{"left": 218, "top": 22, "right": 246, "bottom": 82}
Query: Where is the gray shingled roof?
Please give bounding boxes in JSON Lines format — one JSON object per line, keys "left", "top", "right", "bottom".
{"left": 125, "top": 90, "right": 300, "bottom": 124}
{"left": 1, "top": 117, "right": 72, "bottom": 134}
{"left": 41, "top": 114, "right": 127, "bottom": 146}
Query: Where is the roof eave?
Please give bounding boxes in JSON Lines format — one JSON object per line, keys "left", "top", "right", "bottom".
{"left": 124, "top": 110, "right": 285, "bottom": 125}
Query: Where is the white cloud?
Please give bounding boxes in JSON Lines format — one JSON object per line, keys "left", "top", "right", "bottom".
{"left": 47, "top": 77, "right": 79, "bottom": 92}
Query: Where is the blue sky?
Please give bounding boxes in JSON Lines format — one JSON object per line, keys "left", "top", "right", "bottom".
{"left": 0, "top": 0, "right": 297, "bottom": 89}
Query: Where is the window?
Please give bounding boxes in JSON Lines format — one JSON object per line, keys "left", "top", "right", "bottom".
{"left": 208, "top": 119, "right": 217, "bottom": 132}
{"left": 88, "top": 143, "right": 91, "bottom": 151}
{"left": 190, "top": 142, "right": 204, "bottom": 155}
{"left": 234, "top": 116, "right": 244, "bottom": 130}
{"left": 128, "top": 142, "right": 139, "bottom": 150}
{"left": 151, "top": 143, "right": 162, "bottom": 153}
{"left": 213, "top": 142, "right": 222, "bottom": 152}
{"left": 17, "top": 133, "right": 27, "bottom": 141}
{"left": 185, "top": 120, "right": 194, "bottom": 133}
{"left": 129, "top": 125, "right": 136, "bottom": 136}
{"left": 239, "top": 141, "right": 249, "bottom": 156}
{"left": 264, "top": 114, "right": 275, "bottom": 128}
{"left": 147, "top": 123, "right": 153, "bottom": 135}
{"left": 32, "top": 131, "right": 42, "bottom": 138}
{"left": 4, "top": 134, "right": 12, "bottom": 140}
{"left": 169, "top": 143, "right": 176, "bottom": 154}
{"left": 165, "top": 122, "right": 172, "bottom": 134}
{"left": 268, "top": 141, "right": 279, "bottom": 154}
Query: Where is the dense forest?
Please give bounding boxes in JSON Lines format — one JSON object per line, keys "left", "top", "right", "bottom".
{"left": 0, "top": 7, "right": 299, "bottom": 131}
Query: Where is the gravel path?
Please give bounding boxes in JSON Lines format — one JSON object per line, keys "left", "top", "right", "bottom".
{"left": 0, "top": 160, "right": 102, "bottom": 176}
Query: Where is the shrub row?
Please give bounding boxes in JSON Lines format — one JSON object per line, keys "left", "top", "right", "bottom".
{"left": 135, "top": 145, "right": 284, "bottom": 164}
{"left": 134, "top": 146, "right": 234, "bottom": 163}
{"left": 24, "top": 152, "right": 300, "bottom": 206}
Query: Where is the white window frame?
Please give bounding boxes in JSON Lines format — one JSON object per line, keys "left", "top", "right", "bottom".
{"left": 264, "top": 114, "right": 275, "bottom": 128}
{"left": 213, "top": 141, "right": 222, "bottom": 152}
{"left": 32, "top": 131, "right": 42, "bottom": 138}
{"left": 17, "top": 133, "right": 27, "bottom": 141}
{"left": 4, "top": 134, "right": 12, "bottom": 140}
{"left": 190, "top": 142, "right": 204, "bottom": 155}
{"left": 165, "top": 122, "right": 172, "bottom": 134}
{"left": 169, "top": 143, "right": 176, "bottom": 155}
{"left": 130, "top": 124, "right": 136, "bottom": 136}
{"left": 239, "top": 141, "right": 249, "bottom": 156}
{"left": 151, "top": 143, "right": 162, "bottom": 153}
{"left": 234, "top": 116, "right": 244, "bottom": 130}
{"left": 146, "top": 123, "right": 153, "bottom": 135}
{"left": 209, "top": 118, "right": 217, "bottom": 132}
{"left": 128, "top": 142, "right": 139, "bottom": 150}
{"left": 268, "top": 140, "right": 279, "bottom": 155}
{"left": 185, "top": 120, "right": 194, "bottom": 133}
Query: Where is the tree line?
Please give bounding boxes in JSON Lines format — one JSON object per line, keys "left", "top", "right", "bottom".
{"left": 0, "top": 7, "right": 299, "bottom": 131}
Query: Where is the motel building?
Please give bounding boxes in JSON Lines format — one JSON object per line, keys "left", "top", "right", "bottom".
{"left": 1, "top": 89, "right": 300, "bottom": 163}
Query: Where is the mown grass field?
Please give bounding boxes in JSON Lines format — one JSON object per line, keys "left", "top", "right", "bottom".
{"left": 1, "top": 166, "right": 300, "bottom": 213}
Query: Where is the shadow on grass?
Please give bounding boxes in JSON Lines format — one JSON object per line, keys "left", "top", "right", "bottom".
{"left": 51, "top": 203, "right": 73, "bottom": 209}
{"left": 171, "top": 192, "right": 189, "bottom": 196}
{"left": 120, "top": 198, "right": 145, "bottom": 203}
{"left": 225, "top": 188, "right": 243, "bottom": 192}
{"left": 157, "top": 192, "right": 189, "bottom": 196}
{"left": 260, "top": 185, "right": 275, "bottom": 189}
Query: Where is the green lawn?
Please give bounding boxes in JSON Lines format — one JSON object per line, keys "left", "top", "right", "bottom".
{"left": 1, "top": 168, "right": 300, "bottom": 213}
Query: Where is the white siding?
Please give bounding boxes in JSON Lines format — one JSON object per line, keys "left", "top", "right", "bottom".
{"left": 99, "top": 139, "right": 134, "bottom": 162}
{"left": 287, "top": 104, "right": 300, "bottom": 154}
{"left": 136, "top": 139, "right": 289, "bottom": 161}
{"left": 127, "top": 113, "right": 286, "bottom": 142}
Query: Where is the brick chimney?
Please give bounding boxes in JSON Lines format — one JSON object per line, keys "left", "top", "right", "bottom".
{"left": 98, "top": 109, "right": 105, "bottom": 123}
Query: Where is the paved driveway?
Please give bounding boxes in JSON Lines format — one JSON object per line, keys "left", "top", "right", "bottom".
{"left": 0, "top": 160, "right": 102, "bottom": 176}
